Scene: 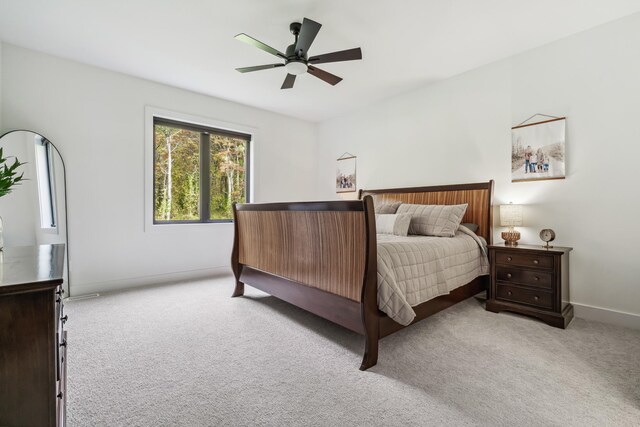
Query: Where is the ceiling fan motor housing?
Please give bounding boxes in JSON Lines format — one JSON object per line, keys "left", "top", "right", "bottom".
{"left": 286, "top": 43, "right": 305, "bottom": 59}
{"left": 287, "top": 22, "right": 306, "bottom": 61}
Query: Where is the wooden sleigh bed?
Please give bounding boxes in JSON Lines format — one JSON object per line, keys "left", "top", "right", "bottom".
{"left": 231, "top": 181, "right": 494, "bottom": 370}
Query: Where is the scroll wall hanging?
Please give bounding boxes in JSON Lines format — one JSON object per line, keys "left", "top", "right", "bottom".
{"left": 511, "top": 114, "right": 566, "bottom": 182}
{"left": 336, "top": 152, "right": 356, "bottom": 193}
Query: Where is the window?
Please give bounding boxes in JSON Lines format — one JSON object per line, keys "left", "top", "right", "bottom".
{"left": 153, "top": 118, "right": 250, "bottom": 223}
{"left": 34, "top": 136, "right": 57, "bottom": 229}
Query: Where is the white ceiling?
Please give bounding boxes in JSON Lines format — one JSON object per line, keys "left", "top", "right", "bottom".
{"left": 1, "top": 1, "right": 639, "bottom": 122}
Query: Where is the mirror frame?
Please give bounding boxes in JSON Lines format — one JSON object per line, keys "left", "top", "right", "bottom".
{"left": 0, "top": 129, "right": 71, "bottom": 295}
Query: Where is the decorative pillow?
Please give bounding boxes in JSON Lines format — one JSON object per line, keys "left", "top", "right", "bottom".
{"left": 396, "top": 203, "right": 468, "bottom": 237}
{"left": 460, "top": 223, "right": 479, "bottom": 233}
{"left": 374, "top": 201, "right": 402, "bottom": 214}
{"left": 375, "top": 214, "right": 412, "bottom": 236}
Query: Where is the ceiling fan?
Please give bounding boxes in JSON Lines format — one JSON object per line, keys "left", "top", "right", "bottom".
{"left": 234, "top": 18, "right": 362, "bottom": 89}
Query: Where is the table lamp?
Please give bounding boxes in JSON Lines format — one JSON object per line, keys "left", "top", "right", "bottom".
{"left": 500, "top": 203, "right": 523, "bottom": 246}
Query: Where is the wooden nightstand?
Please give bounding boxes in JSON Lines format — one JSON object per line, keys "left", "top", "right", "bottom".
{"left": 486, "top": 244, "right": 573, "bottom": 328}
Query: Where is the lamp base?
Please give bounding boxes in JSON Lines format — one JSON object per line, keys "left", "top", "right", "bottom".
{"left": 501, "top": 231, "right": 521, "bottom": 246}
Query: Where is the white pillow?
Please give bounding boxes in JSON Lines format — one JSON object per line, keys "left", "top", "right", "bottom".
{"left": 395, "top": 203, "right": 468, "bottom": 237}
{"left": 374, "top": 201, "right": 402, "bottom": 214}
{"left": 375, "top": 214, "right": 412, "bottom": 236}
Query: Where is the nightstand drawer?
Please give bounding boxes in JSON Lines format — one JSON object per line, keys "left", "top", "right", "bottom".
{"left": 495, "top": 267, "right": 553, "bottom": 289}
{"left": 495, "top": 251, "right": 553, "bottom": 269}
{"left": 496, "top": 284, "right": 553, "bottom": 310}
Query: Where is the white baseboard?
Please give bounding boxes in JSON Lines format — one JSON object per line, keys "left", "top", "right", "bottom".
{"left": 573, "top": 303, "right": 640, "bottom": 330}
{"left": 69, "top": 266, "right": 233, "bottom": 297}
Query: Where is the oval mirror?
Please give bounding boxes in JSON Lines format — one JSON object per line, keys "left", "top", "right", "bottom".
{"left": 0, "top": 130, "right": 70, "bottom": 294}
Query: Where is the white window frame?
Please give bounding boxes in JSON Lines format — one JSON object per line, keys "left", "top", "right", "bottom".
{"left": 34, "top": 135, "right": 58, "bottom": 233}
{"left": 144, "top": 106, "right": 256, "bottom": 232}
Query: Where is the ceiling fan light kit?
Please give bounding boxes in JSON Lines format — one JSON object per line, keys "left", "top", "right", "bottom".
{"left": 235, "top": 17, "right": 362, "bottom": 89}
{"left": 285, "top": 60, "right": 307, "bottom": 75}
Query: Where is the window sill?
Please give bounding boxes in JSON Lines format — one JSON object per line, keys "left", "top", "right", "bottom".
{"left": 153, "top": 220, "right": 233, "bottom": 225}
{"left": 144, "top": 221, "right": 234, "bottom": 233}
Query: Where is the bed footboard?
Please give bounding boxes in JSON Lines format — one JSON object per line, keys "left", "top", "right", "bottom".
{"left": 231, "top": 197, "right": 379, "bottom": 370}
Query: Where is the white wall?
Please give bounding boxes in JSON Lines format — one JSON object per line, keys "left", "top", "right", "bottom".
{"left": 1, "top": 44, "right": 317, "bottom": 296}
{"left": 316, "top": 14, "right": 640, "bottom": 324}
{"left": 0, "top": 132, "right": 38, "bottom": 245}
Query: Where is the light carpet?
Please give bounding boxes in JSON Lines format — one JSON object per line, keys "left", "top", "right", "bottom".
{"left": 65, "top": 275, "right": 640, "bottom": 426}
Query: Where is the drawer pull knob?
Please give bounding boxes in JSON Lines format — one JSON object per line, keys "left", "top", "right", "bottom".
{"left": 57, "top": 392, "right": 63, "bottom": 399}
{"left": 534, "top": 296, "right": 539, "bottom": 301}
{"left": 56, "top": 288, "right": 65, "bottom": 295}
{"left": 61, "top": 315, "right": 68, "bottom": 323}
{"left": 60, "top": 340, "right": 67, "bottom": 348}
{"left": 533, "top": 259, "right": 539, "bottom": 265}
{"left": 507, "top": 257, "right": 512, "bottom": 262}
{"left": 506, "top": 273, "right": 512, "bottom": 279}
{"left": 534, "top": 276, "right": 539, "bottom": 281}
{"left": 507, "top": 290, "right": 512, "bottom": 296}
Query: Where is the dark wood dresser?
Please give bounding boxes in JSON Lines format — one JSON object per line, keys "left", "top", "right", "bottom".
{"left": 0, "top": 244, "right": 67, "bottom": 427}
{"left": 486, "top": 244, "right": 573, "bottom": 328}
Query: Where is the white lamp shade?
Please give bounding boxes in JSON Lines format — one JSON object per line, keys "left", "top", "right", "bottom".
{"left": 500, "top": 204, "right": 523, "bottom": 227}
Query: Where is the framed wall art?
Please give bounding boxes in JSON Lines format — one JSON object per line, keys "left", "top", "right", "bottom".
{"left": 336, "top": 153, "right": 356, "bottom": 193}
{"left": 511, "top": 115, "right": 566, "bottom": 182}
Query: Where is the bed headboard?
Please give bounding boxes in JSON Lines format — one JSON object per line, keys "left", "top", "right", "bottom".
{"left": 359, "top": 180, "right": 494, "bottom": 244}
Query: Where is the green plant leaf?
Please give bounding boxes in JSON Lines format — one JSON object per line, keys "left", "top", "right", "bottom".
{"left": 0, "top": 152, "right": 26, "bottom": 198}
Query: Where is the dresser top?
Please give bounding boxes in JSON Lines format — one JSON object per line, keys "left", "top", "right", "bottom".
{"left": 0, "top": 244, "right": 65, "bottom": 291}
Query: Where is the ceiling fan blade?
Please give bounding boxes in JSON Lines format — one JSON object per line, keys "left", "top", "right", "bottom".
{"left": 307, "top": 66, "right": 342, "bottom": 86}
{"left": 281, "top": 74, "right": 296, "bottom": 89}
{"left": 294, "top": 18, "right": 322, "bottom": 57}
{"left": 235, "top": 33, "right": 286, "bottom": 59}
{"left": 308, "top": 47, "right": 362, "bottom": 65}
{"left": 236, "top": 64, "right": 284, "bottom": 73}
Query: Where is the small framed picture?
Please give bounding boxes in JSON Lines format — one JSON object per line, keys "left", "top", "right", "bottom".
{"left": 511, "top": 117, "right": 566, "bottom": 182}
{"left": 336, "top": 154, "right": 356, "bottom": 193}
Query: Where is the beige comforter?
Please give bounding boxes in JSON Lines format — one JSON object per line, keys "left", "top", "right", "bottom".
{"left": 377, "top": 226, "right": 488, "bottom": 325}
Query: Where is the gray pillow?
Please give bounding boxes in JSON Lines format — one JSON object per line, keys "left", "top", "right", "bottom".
{"left": 460, "top": 223, "right": 479, "bottom": 233}
{"left": 374, "top": 201, "right": 402, "bottom": 214}
{"left": 375, "top": 214, "right": 412, "bottom": 236}
{"left": 395, "top": 203, "right": 468, "bottom": 237}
